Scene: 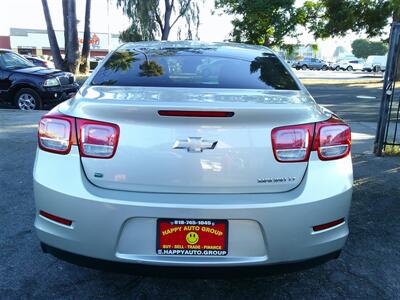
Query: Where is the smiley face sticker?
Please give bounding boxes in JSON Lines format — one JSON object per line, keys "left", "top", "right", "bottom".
{"left": 186, "top": 231, "right": 199, "bottom": 245}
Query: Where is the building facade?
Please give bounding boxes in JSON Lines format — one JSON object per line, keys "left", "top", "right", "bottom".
{"left": 0, "top": 27, "right": 120, "bottom": 57}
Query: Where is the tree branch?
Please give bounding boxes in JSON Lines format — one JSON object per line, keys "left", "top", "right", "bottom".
{"left": 170, "top": 0, "right": 191, "bottom": 29}
{"left": 41, "top": 0, "right": 64, "bottom": 69}
{"left": 155, "top": 11, "right": 164, "bottom": 31}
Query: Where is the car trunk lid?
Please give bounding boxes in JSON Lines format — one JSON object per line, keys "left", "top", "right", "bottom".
{"left": 59, "top": 86, "right": 329, "bottom": 194}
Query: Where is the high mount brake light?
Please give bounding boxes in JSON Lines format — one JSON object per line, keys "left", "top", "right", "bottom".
{"left": 272, "top": 117, "right": 351, "bottom": 162}
{"left": 158, "top": 110, "right": 234, "bottom": 117}
{"left": 38, "top": 114, "right": 119, "bottom": 158}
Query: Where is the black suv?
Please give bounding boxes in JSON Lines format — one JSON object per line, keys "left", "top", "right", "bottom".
{"left": 0, "top": 49, "right": 79, "bottom": 110}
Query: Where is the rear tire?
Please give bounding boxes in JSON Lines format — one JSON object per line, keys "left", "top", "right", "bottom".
{"left": 335, "top": 66, "right": 340, "bottom": 71}
{"left": 346, "top": 66, "right": 353, "bottom": 71}
{"left": 14, "top": 88, "right": 43, "bottom": 111}
{"left": 322, "top": 65, "right": 328, "bottom": 71}
{"left": 373, "top": 65, "right": 381, "bottom": 72}
{"left": 301, "top": 65, "right": 307, "bottom": 70}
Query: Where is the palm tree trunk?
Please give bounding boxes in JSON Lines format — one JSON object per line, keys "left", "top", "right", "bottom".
{"left": 65, "top": 0, "right": 80, "bottom": 74}
{"left": 41, "top": 0, "right": 64, "bottom": 69}
{"left": 62, "top": 0, "right": 69, "bottom": 70}
{"left": 80, "top": 0, "right": 91, "bottom": 74}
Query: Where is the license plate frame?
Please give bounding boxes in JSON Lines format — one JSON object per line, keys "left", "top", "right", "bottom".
{"left": 156, "top": 219, "right": 228, "bottom": 256}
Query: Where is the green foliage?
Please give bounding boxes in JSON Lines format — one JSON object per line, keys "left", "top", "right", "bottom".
{"left": 215, "top": 0, "right": 308, "bottom": 47}
{"left": 139, "top": 60, "right": 164, "bottom": 77}
{"left": 117, "top": 0, "right": 158, "bottom": 41}
{"left": 310, "top": 43, "right": 318, "bottom": 57}
{"left": 104, "top": 51, "right": 139, "bottom": 72}
{"left": 304, "top": 0, "right": 398, "bottom": 39}
{"left": 119, "top": 24, "right": 144, "bottom": 43}
{"left": 384, "top": 145, "right": 400, "bottom": 155}
{"left": 117, "top": 0, "right": 200, "bottom": 41}
{"left": 351, "top": 39, "right": 388, "bottom": 58}
{"left": 281, "top": 44, "right": 299, "bottom": 59}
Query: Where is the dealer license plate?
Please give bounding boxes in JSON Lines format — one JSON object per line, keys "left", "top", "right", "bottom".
{"left": 156, "top": 219, "right": 228, "bottom": 256}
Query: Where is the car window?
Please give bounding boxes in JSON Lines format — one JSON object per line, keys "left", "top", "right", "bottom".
{"left": 0, "top": 52, "right": 34, "bottom": 70}
{"left": 91, "top": 50, "right": 299, "bottom": 90}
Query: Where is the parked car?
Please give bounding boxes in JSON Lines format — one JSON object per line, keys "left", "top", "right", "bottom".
{"left": 363, "top": 55, "right": 387, "bottom": 72}
{"left": 34, "top": 42, "right": 352, "bottom": 271}
{"left": 329, "top": 60, "right": 342, "bottom": 71}
{"left": 89, "top": 56, "right": 105, "bottom": 70}
{"left": 0, "top": 49, "right": 79, "bottom": 110}
{"left": 24, "top": 55, "right": 55, "bottom": 69}
{"left": 293, "top": 57, "right": 329, "bottom": 70}
{"left": 329, "top": 61, "right": 340, "bottom": 71}
{"left": 338, "top": 59, "right": 364, "bottom": 71}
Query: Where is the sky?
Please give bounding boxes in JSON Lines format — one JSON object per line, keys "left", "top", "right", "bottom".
{"left": 0, "top": 0, "right": 233, "bottom": 41}
{"left": 0, "top": 0, "right": 387, "bottom": 58}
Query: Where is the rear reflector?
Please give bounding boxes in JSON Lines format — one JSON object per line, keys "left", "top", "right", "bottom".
{"left": 158, "top": 110, "right": 234, "bottom": 117}
{"left": 313, "top": 218, "right": 345, "bottom": 232}
{"left": 77, "top": 119, "right": 119, "bottom": 158}
{"left": 271, "top": 124, "right": 314, "bottom": 162}
{"left": 39, "top": 210, "right": 72, "bottom": 226}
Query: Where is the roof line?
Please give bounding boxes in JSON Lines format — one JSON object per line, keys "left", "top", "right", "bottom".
{"left": 9, "top": 27, "right": 119, "bottom": 38}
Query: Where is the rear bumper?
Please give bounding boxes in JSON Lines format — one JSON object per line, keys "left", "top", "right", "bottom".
{"left": 34, "top": 147, "right": 353, "bottom": 268}
{"left": 40, "top": 242, "right": 341, "bottom": 276}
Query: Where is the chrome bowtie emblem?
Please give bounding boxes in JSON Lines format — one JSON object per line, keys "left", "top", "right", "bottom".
{"left": 173, "top": 137, "right": 218, "bottom": 153}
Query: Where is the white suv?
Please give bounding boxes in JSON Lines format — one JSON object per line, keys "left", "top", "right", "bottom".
{"left": 339, "top": 59, "right": 364, "bottom": 71}
{"left": 363, "top": 55, "right": 387, "bottom": 72}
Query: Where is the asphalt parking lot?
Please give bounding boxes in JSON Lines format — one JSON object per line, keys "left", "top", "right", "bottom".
{"left": 1, "top": 83, "right": 399, "bottom": 299}
{"left": 294, "top": 69, "right": 384, "bottom": 80}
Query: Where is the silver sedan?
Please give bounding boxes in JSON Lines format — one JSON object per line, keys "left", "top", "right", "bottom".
{"left": 34, "top": 41, "right": 352, "bottom": 270}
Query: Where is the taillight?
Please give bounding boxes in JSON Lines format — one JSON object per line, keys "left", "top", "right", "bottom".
{"left": 272, "top": 117, "right": 351, "bottom": 162}
{"left": 38, "top": 113, "right": 119, "bottom": 158}
{"left": 313, "top": 118, "right": 351, "bottom": 160}
{"left": 77, "top": 119, "right": 119, "bottom": 158}
{"left": 271, "top": 124, "right": 314, "bottom": 162}
{"left": 38, "top": 114, "right": 75, "bottom": 154}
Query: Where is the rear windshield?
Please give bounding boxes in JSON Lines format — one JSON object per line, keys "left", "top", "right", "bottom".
{"left": 91, "top": 49, "right": 299, "bottom": 90}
